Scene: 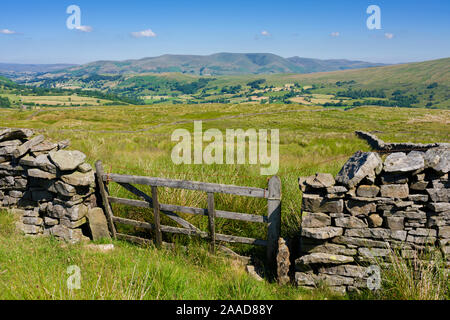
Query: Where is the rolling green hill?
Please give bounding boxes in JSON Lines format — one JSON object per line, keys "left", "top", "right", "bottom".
{"left": 2, "top": 57, "right": 449, "bottom": 109}
{"left": 50, "top": 53, "right": 385, "bottom": 76}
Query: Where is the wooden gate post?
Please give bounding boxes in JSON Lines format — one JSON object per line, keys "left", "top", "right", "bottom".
{"left": 267, "top": 176, "right": 281, "bottom": 267}
{"left": 207, "top": 192, "right": 216, "bottom": 253}
{"left": 95, "top": 160, "right": 117, "bottom": 239}
{"left": 151, "top": 186, "right": 163, "bottom": 248}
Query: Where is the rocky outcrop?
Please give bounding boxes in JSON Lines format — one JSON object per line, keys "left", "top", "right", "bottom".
{"left": 0, "top": 128, "right": 109, "bottom": 243}
{"left": 297, "top": 148, "right": 450, "bottom": 293}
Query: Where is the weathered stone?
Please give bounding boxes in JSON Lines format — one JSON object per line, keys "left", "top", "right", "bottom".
{"left": 368, "top": 214, "right": 383, "bottom": 228}
{"left": 54, "top": 181, "right": 76, "bottom": 197}
{"left": 335, "top": 151, "right": 382, "bottom": 189}
{"left": 316, "top": 273, "right": 354, "bottom": 286}
{"left": 345, "top": 199, "right": 377, "bottom": 216}
{"left": 44, "top": 216, "right": 59, "bottom": 226}
{"left": 427, "top": 216, "right": 446, "bottom": 228}
{"left": 49, "top": 225, "right": 84, "bottom": 242}
{"left": 34, "top": 154, "right": 57, "bottom": 174}
{"left": 27, "top": 168, "right": 56, "bottom": 180}
{"left": 18, "top": 155, "right": 36, "bottom": 167}
{"left": 384, "top": 151, "right": 424, "bottom": 173}
{"left": 302, "top": 194, "right": 343, "bottom": 213}
{"left": 305, "top": 173, "right": 335, "bottom": 189}
{"left": 386, "top": 216, "right": 404, "bottom": 230}
{"left": 406, "top": 235, "right": 436, "bottom": 245}
{"left": 77, "top": 162, "right": 92, "bottom": 173}
{"left": 16, "top": 222, "right": 42, "bottom": 234}
{"left": 390, "top": 230, "right": 407, "bottom": 241}
{"left": 295, "top": 272, "right": 316, "bottom": 287}
{"left": 9, "top": 190, "right": 23, "bottom": 198}
{"left": 301, "top": 226, "right": 343, "bottom": 239}
{"left": 380, "top": 184, "right": 409, "bottom": 199}
{"left": 0, "top": 146, "right": 17, "bottom": 157}
{"left": 60, "top": 171, "right": 95, "bottom": 187}
{"left": 296, "top": 252, "right": 353, "bottom": 266}
{"left": 13, "top": 135, "right": 45, "bottom": 158}
{"left": 302, "top": 242, "right": 357, "bottom": 256}
{"left": 63, "top": 204, "right": 88, "bottom": 221}
{"left": 380, "top": 172, "right": 409, "bottom": 185}
{"left": 358, "top": 247, "right": 390, "bottom": 259}
{"left": 0, "top": 139, "right": 21, "bottom": 147}
{"left": 345, "top": 228, "right": 391, "bottom": 240}
{"left": 57, "top": 140, "right": 71, "bottom": 150}
{"left": 410, "top": 181, "right": 429, "bottom": 191}
{"left": 427, "top": 188, "right": 449, "bottom": 203}
{"left": 427, "top": 202, "right": 450, "bottom": 213}
{"left": 408, "top": 194, "right": 429, "bottom": 202}
{"left": 22, "top": 217, "right": 43, "bottom": 226}
{"left": 408, "top": 228, "right": 437, "bottom": 237}
{"left": 0, "top": 128, "right": 33, "bottom": 142}
{"left": 424, "top": 147, "right": 450, "bottom": 174}
{"left": 356, "top": 185, "right": 379, "bottom": 198}
{"left": 276, "top": 238, "right": 290, "bottom": 285}
{"left": 439, "top": 226, "right": 450, "bottom": 239}
{"left": 23, "top": 209, "right": 39, "bottom": 217}
{"left": 61, "top": 217, "right": 87, "bottom": 229}
{"left": 49, "top": 150, "right": 86, "bottom": 171}
{"left": 404, "top": 210, "right": 427, "bottom": 220}
{"left": 319, "top": 265, "right": 368, "bottom": 279}
{"left": 301, "top": 212, "right": 331, "bottom": 228}
{"left": 335, "top": 216, "right": 368, "bottom": 229}
{"left": 30, "top": 140, "right": 58, "bottom": 153}
{"left": 48, "top": 204, "right": 66, "bottom": 218}
{"left": 326, "top": 186, "right": 348, "bottom": 194}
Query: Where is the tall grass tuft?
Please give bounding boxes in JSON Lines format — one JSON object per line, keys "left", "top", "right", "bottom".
{"left": 361, "top": 248, "right": 449, "bottom": 300}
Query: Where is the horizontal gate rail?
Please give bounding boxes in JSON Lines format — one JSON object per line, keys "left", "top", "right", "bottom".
{"left": 95, "top": 160, "right": 281, "bottom": 266}
{"left": 104, "top": 173, "right": 268, "bottom": 199}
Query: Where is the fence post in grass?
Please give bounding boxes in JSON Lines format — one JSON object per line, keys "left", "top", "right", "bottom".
{"left": 267, "top": 176, "right": 281, "bottom": 268}
{"left": 151, "top": 186, "right": 163, "bottom": 248}
{"left": 207, "top": 192, "right": 216, "bottom": 253}
{"left": 95, "top": 160, "right": 117, "bottom": 239}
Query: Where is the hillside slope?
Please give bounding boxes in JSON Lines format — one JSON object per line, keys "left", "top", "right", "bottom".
{"left": 55, "top": 53, "right": 385, "bottom": 76}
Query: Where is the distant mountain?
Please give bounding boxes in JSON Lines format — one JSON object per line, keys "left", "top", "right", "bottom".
{"left": 0, "top": 63, "right": 77, "bottom": 74}
{"left": 55, "top": 53, "right": 386, "bottom": 76}
{"left": 0, "top": 63, "right": 77, "bottom": 80}
{"left": 287, "top": 57, "right": 386, "bottom": 73}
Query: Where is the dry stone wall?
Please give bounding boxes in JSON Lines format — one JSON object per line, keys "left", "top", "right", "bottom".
{"left": 0, "top": 128, "right": 108, "bottom": 243}
{"left": 296, "top": 148, "right": 449, "bottom": 294}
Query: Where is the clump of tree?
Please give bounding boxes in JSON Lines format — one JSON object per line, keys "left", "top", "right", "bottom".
{"left": 247, "top": 79, "right": 266, "bottom": 89}
{"left": 336, "top": 88, "right": 386, "bottom": 99}
{"left": 0, "top": 96, "right": 11, "bottom": 108}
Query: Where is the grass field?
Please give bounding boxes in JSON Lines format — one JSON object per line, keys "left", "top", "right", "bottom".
{"left": 0, "top": 103, "right": 449, "bottom": 299}
{"left": 0, "top": 210, "right": 342, "bottom": 300}
{"left": 19, "top": 95, "right": 113, "bottom": 107}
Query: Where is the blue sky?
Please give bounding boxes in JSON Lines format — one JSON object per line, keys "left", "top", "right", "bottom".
{"left": 0, "top": 0, "right": 449, "bottom": 64}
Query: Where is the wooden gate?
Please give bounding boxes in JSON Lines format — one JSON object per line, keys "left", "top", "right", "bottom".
{"left": 95, "top": 161, "right": 281, "bottom": 265}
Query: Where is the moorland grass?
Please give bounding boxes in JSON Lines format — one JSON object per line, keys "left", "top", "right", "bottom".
{"left": 0, "top": 103, "right": 449, "bottom": 299}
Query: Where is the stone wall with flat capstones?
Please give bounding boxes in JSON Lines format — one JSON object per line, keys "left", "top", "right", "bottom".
{"left": 296, "top": 148, "right": 449, "bottom": 294}
{"left": 0, "top": 128, "right": 110, "bottom": 243}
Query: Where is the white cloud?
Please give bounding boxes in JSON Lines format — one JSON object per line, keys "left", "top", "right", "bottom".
{"left": 0, "top": 29, "right": 17, "bottom": 35}
{"left": 131, "top": 29, "right": 157, "bottom": 38}
{"left": 330, "top": 32, "right": 340, "bottom": 37}
{"left": 385, "top": 33, "right": 394, "bottom": 39}
{"left": 261, "top": 30, "right": 271, "bottom": 36}
{"left": 75, "top": 26, "right": 93, "bottom": 33}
